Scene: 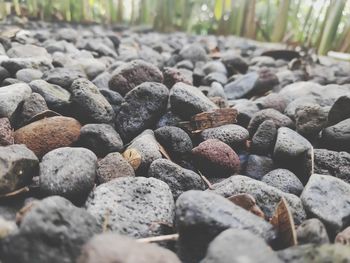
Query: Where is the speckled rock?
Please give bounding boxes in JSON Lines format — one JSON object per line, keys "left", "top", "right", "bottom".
{"left": 296, "top": 218, "right": 330, "bottom": 245}
{"left": 39, "top": 147, "right": 97, "bottom": 204}
{"left": 109, "top": 60, "right": 163, "bottom": 96}
{"left": 321, "top": 118, "right": 350, "bottom": 153}
{"left": 97, "top": 152, "right": 135, "bottom": 184}
{"left": 42, "top": 67, "right": 86, "bottom": 89}
{"left": 261, "top": 169, "right": 304, "bottom": 196}
{"left": 327, "top": 95, "right": 350, "bottom": 126}
{"left": 148, "top": 159, "right": 205, "bottom": 199}
{"left": 251, "top": 120, "right": 277, "bottom": 155}
{"left": 19, "top": 93, "right": 48, "bottom": 125}
{"left": 85, "top": 177, "right": 174, "bottom": 237}
{"left": 78, "top": 233, "right": 181, "bottom": 263}
{"left": 0, "top": 144, "right": 38, "bottom": 195}
{"left": 0, "top": 118, "right": 14, "bottom": 146}
{"left": 192, "top": 139, "right": 240, "bottom": 177}
{"left": 163, "top": 67, "right": 193, "bottom": 88}
{"left": 295, "top": 103, "right": 328, "bottom": 137}
{"left": 200, "top": 124, "right": 249, "bottom": 150}
{"left": 14, "top": 116, "right": 81, "bottom": 158}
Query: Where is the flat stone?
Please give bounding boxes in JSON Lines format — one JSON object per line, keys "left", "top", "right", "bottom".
{"left": 327, "top": 95, "right": 350, "bottom": 126}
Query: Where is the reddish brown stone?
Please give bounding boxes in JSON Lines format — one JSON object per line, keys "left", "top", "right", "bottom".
{"left": 14, "top": 116, "right": 81, "bottom": 158}
{"left": 0, "top": 118, "right": 14, "bottom": 146}
{"left": 192, "top": 139, "right": 240, "bottom": 177}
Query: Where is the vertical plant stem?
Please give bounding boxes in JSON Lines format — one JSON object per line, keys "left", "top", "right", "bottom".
{"left": 271, "top": 0, "right": 290, "bottom": 42}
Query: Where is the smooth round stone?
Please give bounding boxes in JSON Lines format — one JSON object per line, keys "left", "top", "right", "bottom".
{"left": 251, "top": 120, "right": 277, "bottom": 155}
{"left": 16, "top": 68, "right": 43, "bottom": 83}
{"left": 179, "top": 43, "right": 208, "bottom": 63}
{"left": 321, "top": 118, "right": 350, "bottom": 153}
{"left": 39, "top": 147, "right": 97, "bottom": 204}
{"left": 327, "top": 95, "right": 350, "bottom": 126}
{"left": 296, "top": 218, "right": 330, "bottom": 245}
{"left": 42, "top": 67, "right": 86, "bottom": 89}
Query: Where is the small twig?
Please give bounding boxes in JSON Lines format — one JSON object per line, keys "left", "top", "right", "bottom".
{"left": 0, "top": 186, "right": 30, "bottom": 198}
{"left": 137, "top": 233, "right": 179, "bottom": 243}
{"left": 198, "top": 170, "right": 213, "bottom": 190}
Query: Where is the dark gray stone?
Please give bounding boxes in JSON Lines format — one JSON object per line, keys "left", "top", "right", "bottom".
{"left": 85, "top": 177, "right": 174, "bottom": 237}
{"left": 201, "top": 229, "right": 281, "bottom": 263}
{"left": 42, "top": 67, "right": 86, "bottom": 89}
{"left": 99, "top": 89, "right": 124, "bottom": 115}
{"left": 251, "top": 120, "right": 277, "bottom": 155}
{"left": 221, "top": 54, "right": 248, "bottom": 75}
{"left": 232, "top": 100, "right": 260, "bottom": 127}
{"left": 296, "top": 218, "right": 330, "bottom": 245}
{"left": 179, "top": 43, "right": 208, "bottom": 63}
{"left": 116, "top": 82, "right": 168, "bottom": 141}
{"left": 328, "top": 95, "right": 350, "bottom": 126}
{"left": 78, "top": 124, "right": 123, "bottom": 157}
{"left": 261, "top": 169, "right": 304, "bottom": 196}
{"left": 39, "top": 147, "right": 97, "bottom": 204}
{"left": 295, "top": 103, "right": 328, "bottom": 137}
{"left": 301, "top": 174, "right": 350, "bottom": 236}
{"left": 92, "top": 71, "right": 112, "bottom": 90}
{"left": 148, "top": 159, "right": 205, "bottom": 199}
{"left": 0, "top": 144, "right": 38, "bottom": 195}
{"left": 245, "top": 155, "right": 274, "bottom": 180}
{"left": 0, "top": 196, "right": 101, "bottom": 263}
{"left": 321, "top": 118, "right": 350, "bottom": 153}
{"left": 156, "top": 111, "right": 183, "bottom": 129}
{"left": 210, "top": 175, "right": 306, "bottom": 224}
{"left": 20, "top": 93, "right": 48, "bottom": 125}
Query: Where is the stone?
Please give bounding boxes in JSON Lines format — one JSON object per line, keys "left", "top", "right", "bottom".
{"left": 255, "top": 93, "right": 288, "bottom": 113}
{"left": 1, "top": 57, "right": 53, "bottom": 75}
{"left": 69, "top": 78, "right": 115, "bottom": 124}
{"left": 328, "top": 95, "right": 350, "bottom": 126}
{"left": 97, "top": 152, "right": 135, "bottom": 184}
{"left": 154, "top": 126, "right": 192, "bottom": 159}
{"left": 169, "top": 82, "right": 218, "bottom": 120}
{"left": 0, "top": 83, "right": 32, "bottom": 120}
{"left": 0, "top": 144, "right": 38, "bottom": 195}
{"left": 200, "top": 124, "right": 249, "bottom": 150}
{"left": 7, "top": 44, "right": 50, "bottom": 59}
{"left": 116, "top": 82, "right": 169, "bottom": 141}
{"left": 148, "top": 159, "right": 205, "bottom": 199}
{"left": 0, "top": 196, "right": 101, "bottom": 263}
{"left": 248, "top": 108, "right": 295, "bottom": 136}
{"left": 163, "top": 67, "right": 193, "bottom": 88}
{"left": 92, "top": 71, "right": 111, "bottom": 90}
{"left": 273, "top": 127, "right": 313, "bottom": 184}
{"left": 321, "top": 119, "right": 350, "bottom": 153}
{"left": 14, "top": 116, "right": 81, "bottom": 158}
{"left": 251, "top": 120, "right": 277, "bottom": 155}
{"left": 277, "top": 244, "right": 350, "bottom": 263}
{"left": 296, "top": 218, "right": 330, "bottom": 245}
{"left": 201, "top": 229, "right": 281, "bottom": 263}
{"left": 42, "top": 67, "right": 86, "bottom": 89}
{"left": 313, "top": 149, "right": 350, "bottom": 184}
{"left": 179, "top": 43, "right": 208, "bottom": 63}
{"left": 176, "top": 190, "right": 276, "bottom": 263}
{"left": 109, "top": 60, "right": 163, "bottom": 96}
{"left": 39, "top": 147, "right": 97, "bottom": 204}
{"left": 78, "top": 124, "right": 123, "bottom": 157}
{"left": 15, "top": 68, "right": 43, "bottom": 83}
{"left": 0, "top": 66, "right": 10, "bottom": 83}
{"left": 0, "top": 216, "right": 17, "bottom": 239}
{"left": 0, "top": 118, "right": 14, "bottom": 146}
{"left": 295, "top": 104, "right": 328, "bottom": 137}
{"left": 19, "top": 93, "right": 48, "bottom": 125}
{"left": 77, "top": 233, "right": 181, "bottom": 263}
{"left": 261, "top": 169, "right": 304, "bottom": 196}
{"left": 192, "top": 139, "right": 240, "bottom": 177}
{"left": 232, "top": 100, "right": 260, "bottom": 127}
{"left": 99, "top": 89, "right": 124, "bottom": 115}
{"left": 221, "top": 54, "right": 248, "bottom": 75}
{"left": 29, "top": 79, "right": 71, "bottom": 113}
{"left": 85, "top": 177, "right": 174, "bottom": 237}
{"left": 210, "top": 175, "right": 306, "bottom": 224}
{"left": 156, "top": 111, "right": 183, "bottom": 129}
{"left": 245, "top": 155, "right": 274, "bottom": 180}
{"left": 335, "top": 227, "right": 350, "bottom": 245}
{"left": 301, "top": 174, "right": 350, "bottom": 236}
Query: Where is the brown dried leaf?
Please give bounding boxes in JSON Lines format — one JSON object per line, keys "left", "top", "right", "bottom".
{"left": 228, "top": 193, "right": 265, "bottom": 218}
{"left": 270, "top": 197, "right": 297, "bottom": 248}
{"left": 157, "top": 143, "right": 171, "bottom": 160}
{"left": 122, "top": 148, "right": 142, "bottom": 171}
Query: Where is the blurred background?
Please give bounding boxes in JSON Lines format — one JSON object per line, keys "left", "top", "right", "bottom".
{"left": 0, "top": 0, "right": 349, "bottom": 55}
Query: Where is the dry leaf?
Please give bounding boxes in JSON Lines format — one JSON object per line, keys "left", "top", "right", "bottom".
{"left": 0, "top": 186, "right": 30, "bottom": 199}
{"left": 228, "top": 193, "right": 265, "bottom": 218}
{"left": 270, "top": 197, "right": 297, "bottom": 248}
{"left": 157, "top": 143, "right": 171, "bottom": 160}
{"left": 122, "top": 148, "right": 141, "bottom": 170}
{"left": 15, "top": 200, "right": 39, "bottom": 225}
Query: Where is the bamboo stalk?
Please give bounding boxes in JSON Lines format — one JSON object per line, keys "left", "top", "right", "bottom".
{"left": 271, "top": 0, "right": 290, "bottom": 42}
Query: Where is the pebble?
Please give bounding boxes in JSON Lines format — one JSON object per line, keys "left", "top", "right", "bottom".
{"left": 15, "top": 68, "right": 43, "bottom": 83}
{"left": 97, "top": 152, "right": 135, "bottom": 184}
{"left": 192, "top": 139, "right": 240, "bottom": 177}
{"left": 295, "top": 103, "right": 328, "bottom": 137}
{"left": 0, "top": 118, "right": 14, "bottom": 146}
{"left": 251, "top": 120, "right": 277, "bottom": 155}
{"left": 301, "top": 174, "right": 350, "bottom": 236}
{"left": 42, "top": 67, "right": 86, "bottom": 89}
{"left": 39, "top": 147, "right": 97, "bottom": 204}
{"left": 0, "top": 144, "right": 38, "bottom": 195}
{"left": 14, "top": 116, "right": 81, "bottom": 158}
{"left": 261, "top": 169, "right": 304, "bottom": 196}
{"left": 116, "top": 82, "right": 169, "bottom": 141}
{"left": 327, "top": 95, "right": 350, "bottom": 126}
{"left": 335, "top": 227, "right": 350, "bottom": 245}
{"left": 78, "top": 123, "right": 123, "bottom": 157}
{"left": 245, "top": 155, "right": 274, "bottom": 180}
{"left": 19, "top": 93, "right": 48, "bottom": 125}
{"left": 321, "top": 118, "right": 350, "bottom": 153}
{"left": 85, "top": 177, "right": 174, "bottom": 237}
{"left": 148, "top": 159, "right": 205, "bottom": 199}
{"left": 179, "top": 43, "right": 208, "bottom": 63}
{"left": 296, "top": 218, "right": 330, "bottom": 245}
{"left": 78, "top": 233, "right": 181, "bottom": 263}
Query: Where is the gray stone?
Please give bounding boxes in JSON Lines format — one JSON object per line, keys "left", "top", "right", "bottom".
{"left": 261, "top": 169, "right": 304, "bottom": 196}
{"left": 328, "top": 95, "right": 350, "bottom": 126}
{"left": 99, "top": 89, "right": 124, "bottom": 115}
{"left": 200, "top": 124, "right": 249, "bottom": 150}
{"left": 210, "top": 175, "right": 306, "bottom": 224}
{"left": 148, "top": 159, "right": 205, "bottom": 199}
{"left": 224, "top": 72, "right": 259, "bottom": 100}
{"left": 201, "top": 229, "right": 281, "bottom": 263}
{"left": 170, "top": 82, "right": 218, "bottom": 120}
{"left": 116, "top": 82, "right": 168, "bottom": 141}
{"left": 39, "top": 147, "right": 97, "bottom": 204}
{"left": 97, "top": 152, "right": 135, "bottom": 184}
{"left": 232, "top": 100, "right": 260, "bottom": 127}
{"left": 296, "top": 218, "right": 330, "bottom": 245}
{"left": 0, "top": 118, "right": 14, "bottom": 146}
{"left": 0, "top": 144, "right": 38, "bottom": 195}
{"left": 321, "top": 118, "right": 350, "bottom": 153}
{"left": 295, "top": 103, "right": 328, "bottom": 137}
{"left": 301, "top": 174, "right": 350, "bottom": 236}
{"left": 15, "top": 68, "right": 42, "bottom": 83}
{"left": 78, "top": 124, "right": 123, "bottom": 157}
{"left": 251, "top": 120, "right": 277, "bottom": 155}
{"left": 42, "top": 67, "right": 86, "bottom": 89}
{"left": 179, "top": 43, "right": 208, "bottom": 63}
{"left": 0, "top": 196, "right": 101, "bottom": 263}
{"left": 156, "top": 111, "right": 183, "bottom": 129}
{"left": 70, "top": 78, "right": 115, "bottom": 124}
{"left": 77, "top": 233, "right": 181, "bottom": 263}
{"left": 176, "top": 190, "right": 276, "bottom": 263}
{"left": 245, "top": 155, "right": 274, "bottom": 180}
{"left": 85, "top": 177, "right": 174, "bottom": 237}
{"left": 20, "top": 93, "right": 48, "bottom": 125}
{"left": 92, "top": 71, "right": 111, "bottom": 90}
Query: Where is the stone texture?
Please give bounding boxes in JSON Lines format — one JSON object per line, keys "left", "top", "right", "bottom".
{"left": 0, "top": 118, "right": 14, "bottom": 146}
{"left": 296, "top": 218, "right": 330, "bottom": 245}
{"left": 321, "top": 118, "right": 350, "bottom": 153}
{"left": 251, "top": 120, "right": 277, "bottom": 155}
{"left": 327, "top": 95, "right": 350, "bottom": 126}
{"left": 245, "top": 155, "right": 274, "bottom": 180}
